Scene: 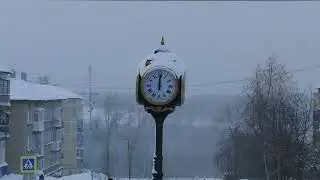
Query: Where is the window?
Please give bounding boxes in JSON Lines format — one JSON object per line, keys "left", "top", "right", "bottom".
{"left": 0, "top": 111, "right": 8, "bottom": 126}
{"left": 44, "top": 131, "right": 51, "bottom": 143}
{"left": 51, "top": 130, "right": 56, "bottom": 141}
{"left": 44, "top": 156, "right": 49, "bottom": 168}
{"left": 26, "top": 108, "right": 30, "bottom": 124}
{"left": 0, "top": 79, "right": 9, "bottom": 95}
{"left": 77, "top": 133, "right": 83, "bottom": 147}
{"left": 33, "top": 110, "right": 39, "bottom": 121}
{"left": 45, "top": 109, "right": 50, "bottom": 121}
{"left": 38, "top": 158, "right": 44, "bottom": 170}
{"left": 0, "top": 141, "right": 5, "bottom": 163}
{"left": 76, "top": 149, "right": 83, "bottom": 157}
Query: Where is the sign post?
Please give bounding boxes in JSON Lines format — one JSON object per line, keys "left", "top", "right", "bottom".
{"left": 20, "top": 156, "right": 37, "bottom": 180}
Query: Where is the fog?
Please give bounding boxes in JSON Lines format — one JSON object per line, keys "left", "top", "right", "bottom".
{"left": 83, "top": 93, "right": 237, "bottom": 178}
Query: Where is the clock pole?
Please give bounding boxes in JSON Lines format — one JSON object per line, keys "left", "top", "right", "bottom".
{"left": 136, "top": 36, "right": 186, "bottom": 180}
{"left": 149, "top": 110, "right": 169, "bottom": 180}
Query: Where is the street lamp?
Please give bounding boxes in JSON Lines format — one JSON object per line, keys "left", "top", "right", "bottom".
{"left": 136, "top": 36, "right": 186, "bottom": 180}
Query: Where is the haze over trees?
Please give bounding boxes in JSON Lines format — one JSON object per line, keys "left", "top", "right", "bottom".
{"left": 214, "top": 57, "right": 320, "bottom": 180}
{"left": 83, "top": 57, "right": 320, "bottom": 179}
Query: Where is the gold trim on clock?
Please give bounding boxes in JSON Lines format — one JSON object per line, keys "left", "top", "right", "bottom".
{"left": 140, "top": 68, "right": 179, "bottom": 106}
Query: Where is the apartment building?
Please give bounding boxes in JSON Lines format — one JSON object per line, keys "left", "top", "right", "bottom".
{"left": 61, "top": 98, "right": 84, "bottom": 176}
{"left": 0, "top": 67, "right": 11, "bottom": 177}
{"left": 6, "top": 72, "right": 82, "bottom": 177}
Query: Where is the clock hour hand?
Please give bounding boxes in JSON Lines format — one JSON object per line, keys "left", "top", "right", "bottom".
{"left": 158, "top": 74, "right": 162, "bottom": 90}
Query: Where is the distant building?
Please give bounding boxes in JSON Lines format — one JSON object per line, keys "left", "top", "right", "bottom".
{"left": 0, "top": 66, "right": 12, "bottom": 177}
{"left": 6, "top": 72, "right": 83, "bottom": 177}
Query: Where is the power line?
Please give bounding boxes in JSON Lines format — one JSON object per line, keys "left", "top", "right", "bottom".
{"left": 58, "top": 63, "right": 320, "bottom": 91}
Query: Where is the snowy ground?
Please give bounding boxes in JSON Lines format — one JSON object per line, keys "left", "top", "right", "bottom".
{"left": 1, "top": 172, "right": 106, "bottom": 180}
{"left": 1, "top": 172, "right": 222, "bottom": 180}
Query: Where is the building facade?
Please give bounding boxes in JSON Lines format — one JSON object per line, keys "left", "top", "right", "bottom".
{"left": 6, "top": 73, "right": 83, "bottom": 176}
{"left": 61, "top": 98, "right": 84, "bottom": 176}
{"left": 0, "top": 67, "right": 11, "bottom": 177}
{"left": 7, "top": 100, "right": 63, "bottom": 176}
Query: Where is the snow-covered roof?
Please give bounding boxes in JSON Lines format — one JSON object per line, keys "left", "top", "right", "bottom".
{"left": 137, "top": 44, "right": 186, "bottom": 77}
{"left": 0, "top": 65, "right": 12, "bottom": 74}
{"left": 10, "top": 79, "right": 82, "bottom": 101}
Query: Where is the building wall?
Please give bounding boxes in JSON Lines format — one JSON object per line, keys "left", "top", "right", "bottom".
{"left": 61, "top": 99, "right": 83, "bottom": 176}
{"left": 6, "top": 102, "right": 28, "bottom": 174}
{"left": 7, "top": 100, "right": 63, "bottom": 176}
{"left": 76, "top": 100, "right": 84, "bottom": 170}
{"left": 0, "top": 71, "right": 11, "bottom": 177}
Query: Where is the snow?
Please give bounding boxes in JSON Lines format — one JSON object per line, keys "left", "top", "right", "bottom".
{"left": 0, "top": 65, "right": 12, "bottom": 74}
{"left": 0, "top": 172, "right": 106, "bottom": 180}
{"left": 137, "top": 44, "right": 186, "bottom": 78}
{"left": 0, "top": 162, "right": 8, "bottom": 168}
{"left": 10, "top": 79, "right": 82, "bottom": 101}
{"left": 0, "top": 173, "right": 222, "bottom": 180}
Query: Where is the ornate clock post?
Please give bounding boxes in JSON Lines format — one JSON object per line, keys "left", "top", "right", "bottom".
{"left": 136, "top": 37, "right": 186, "bottom": 180}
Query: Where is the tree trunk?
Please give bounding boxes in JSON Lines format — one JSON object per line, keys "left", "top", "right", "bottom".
{"left": 263, "top": 142, "right": 270, "bottom": 180}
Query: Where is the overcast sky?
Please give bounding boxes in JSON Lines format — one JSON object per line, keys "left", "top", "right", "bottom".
{"left": 1, "top": 1, "right": 320, "bottom": 95}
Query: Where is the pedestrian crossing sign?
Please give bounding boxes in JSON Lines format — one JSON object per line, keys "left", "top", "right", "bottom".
{"left": 20, "top": 156, "right": 37, "bottom": 174}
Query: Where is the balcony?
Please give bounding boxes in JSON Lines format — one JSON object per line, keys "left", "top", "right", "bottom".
{"left": 77, "top": 141, "right": 84, "bottom": 149}
{"left": 0, "top": 95, "right": 10, "bottom": 106}
{"left": 0, "top": 111, "right": 9, "bottom": 133}
{"left": 77, "top": 121, "right": 84, "bottom": 132}
{"left": 32, "top": 121, "right": 44, "bottom": 132}
{"left": 31, "top": 145, "right": 44, "bottom": 157}
{"left": 51, "top": 141, "right": 62, "bottom": 152}
{"left": 53, "top": 119, "right": 63, "bottom": 128}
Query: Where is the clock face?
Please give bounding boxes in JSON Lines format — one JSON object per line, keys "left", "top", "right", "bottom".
{"left": 141, "top": 69, "right": 178, "bottom": 105}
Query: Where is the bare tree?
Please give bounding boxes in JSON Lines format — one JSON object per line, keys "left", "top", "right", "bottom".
{"left": 243, "top": 57, "right": 314, "bottom": 179}
{"left": 118, "top": 104, "right": 147, "bottom": 179}
{"left": 92, "top": 94, "right": 122, "bottom": 176}
{"left": 214, "top": 57, "right": 315, "bottom": 179}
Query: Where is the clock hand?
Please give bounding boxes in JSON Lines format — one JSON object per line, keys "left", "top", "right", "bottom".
{"left": 158, "top": 74, "right": 162, "bottom": 91}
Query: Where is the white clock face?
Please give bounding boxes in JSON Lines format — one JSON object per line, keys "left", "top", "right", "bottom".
{"left": 142, "top": 69, "right": 178, "bottom": 105}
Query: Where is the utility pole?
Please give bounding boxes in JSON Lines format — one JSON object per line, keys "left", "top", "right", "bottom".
{"left": 89, "top": 64, "right": 93, "bottom": 130}
{"left": 89, "top": 64, "right": 94, "bottom": 180}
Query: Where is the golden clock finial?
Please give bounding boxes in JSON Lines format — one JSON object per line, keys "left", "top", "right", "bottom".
{"left": 161, "top": 36, "right": 165, "bottom": 45}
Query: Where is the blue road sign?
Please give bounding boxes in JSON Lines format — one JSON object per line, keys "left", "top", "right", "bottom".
{"left": 20, "top": 156, "right": 37, "bottom": 174}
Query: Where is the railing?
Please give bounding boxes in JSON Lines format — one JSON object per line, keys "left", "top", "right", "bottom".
{"left": 77, "top": 121, "right": 84, "bottom": 131}
{"left": 32, "top": 145, "right": 44, "bottom": 156}
{"left": 77, "top": 141, "right": 84, "bottom": 148}
{"left": 32, "top": 121, "right": 44, "bottom": 132}
{"left": 0, "top": 110, "right": 9, "bottom": 133}
{"left": 53, "top": 118, "right": 63, "bottom": 128}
